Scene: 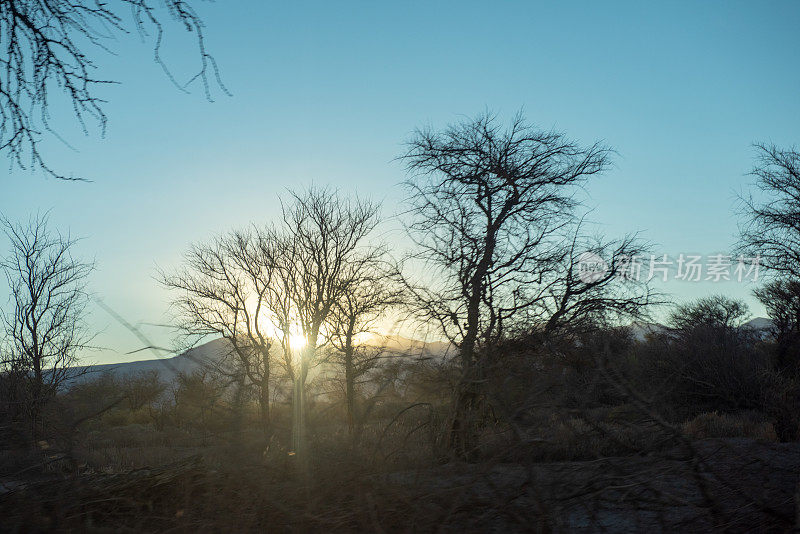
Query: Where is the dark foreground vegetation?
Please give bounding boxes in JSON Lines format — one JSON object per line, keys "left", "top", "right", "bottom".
{"left": 2, "top": 114, "right": 800, "bottom": 531}
{"left": 3, "top": 310, "right": 800, "bottom": 532}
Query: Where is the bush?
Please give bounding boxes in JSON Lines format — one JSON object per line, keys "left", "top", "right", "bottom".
{"left": 682, "top": 411, "right": 778, "bottom": 441}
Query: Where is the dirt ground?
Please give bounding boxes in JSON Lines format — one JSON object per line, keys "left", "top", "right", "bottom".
{"left": 1, "top": 437, "right": 798, "bottom": 532}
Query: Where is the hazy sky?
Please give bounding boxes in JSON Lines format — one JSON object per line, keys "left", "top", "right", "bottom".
{"left": 1, "top": 1, "right": 799, "bottom": 364}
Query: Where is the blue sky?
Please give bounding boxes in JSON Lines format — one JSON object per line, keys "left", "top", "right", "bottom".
{"left": 1, "top": 1, "right": 798, "bottom": 364}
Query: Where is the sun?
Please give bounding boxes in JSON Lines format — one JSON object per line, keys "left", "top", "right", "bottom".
{"left": 289, "top": 333, "right": 307, "bottom": 351}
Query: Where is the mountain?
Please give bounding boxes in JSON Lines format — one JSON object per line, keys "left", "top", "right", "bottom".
{"left": 624, "top": 317, "right": 775, "bottom": 342}
{"left": 626, "top": 321, "right": 668, "bottom": 342}
{"left": 71, "top": 338, "right": 232, "bottom": 385}
{"left": 362, "top": 334, "right": 453, "bottom": 357}
{"left": 742, "top": 317, "right": 775, "bottom": 331}
{"left": 72, "top": 318, "right": 776, "bottom": 384}
{"left": 71, "top": 334, "right": 453, "bottom": 385}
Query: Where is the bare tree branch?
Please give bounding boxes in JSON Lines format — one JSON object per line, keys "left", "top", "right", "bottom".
{"left": 0, "top": 0, "right": 227, "bottom": 180}
{"left": 400, "top": 111, "right": 653, "bottom": 458}
{"left": 0, "top": 212, "right": 94, "bottom": 436}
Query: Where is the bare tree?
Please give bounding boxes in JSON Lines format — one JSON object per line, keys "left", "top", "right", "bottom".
{"left": 173, "top": 368, "right": 226, "bottom": 430}
{"left": 755, "top": 279, "right": 800, "bottom": 373}
{"left": 160, "top": 227, "right": 279, "bottom": 436}
{"left": 278, "top": 186, "right": 381, "bottom": 457}
{"left": 756, "top": 280, "right": 800, "bottom": 338}
{"left": 328, "top": 257, "right": 403, "bottom": 438}
{"left": 738, "top": 143, "right": 800, "bottom": 276}
{"left": 0, "top": 214, "right": 93, "bottom": 436}
{"left": 738, "top": 143, "right": 800, "bottom": 373}
{"left": 669, "top": 295, "right": 750, "bottom": 332}
{"left": 162, "top": 188, "right": 383, "bottom": 455}
{"left": 0, "top": 0, "right": 226, "bottom": 180}
{"left": 401, "top": 112, "right": 652, "bottom": 458}
{"left": 254, "top": 225, "right": 299, "bottom": 385}
{"left": 120, "top": 369, "right": 165, "bottom": 412}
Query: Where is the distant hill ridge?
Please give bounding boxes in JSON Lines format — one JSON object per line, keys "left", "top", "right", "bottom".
{"left": 626, "top": 317, "right": 774, "bottom": 342}
{"left": 71, "top": 334, "right": 452, "bottom": 384}
{"left": 72, "top": 319, "right": 774, "bottom": 383}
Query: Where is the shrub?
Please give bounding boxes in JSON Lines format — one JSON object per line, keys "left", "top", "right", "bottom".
{"left": 682, "top": 411, "right": 778, "bottom": 441}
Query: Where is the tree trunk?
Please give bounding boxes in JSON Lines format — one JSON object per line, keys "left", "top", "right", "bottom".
{"left": 258, "top": 348, "right": 271, "bottom": 438}
{"left": 292, "top": 336, "right": 315, "bottom": 475}
{"left": 344, "top": 319, "right": 357, "bottom": 439}
{"left": 449, "top": 231, "right": 496, "bottom": 459}
{"left": 30, "top": 355, "right": 45, "bottom": 440}
{"left": 291, "top": 371, "right": 305, "bottom": 456}
{"left": 258, "top": 379, "right": 271, "bottom": 437}
{"left": 448, "top": 271, "right": 485, "bottom": 458}
{"left": 345, "top": 349, "right": 356, "bottom": 438}
{"left": 449, "top": 360, "right": 483, "bottom": 461}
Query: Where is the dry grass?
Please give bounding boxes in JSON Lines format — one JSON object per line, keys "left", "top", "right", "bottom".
{"left": 682, "top": 411, "right": 779, "bottom": 442}
{"left": 3, "top": 431, "right": 799, "bottom": 532}
{"left": 3, "top": 334, "right": 800, "bottom": 531}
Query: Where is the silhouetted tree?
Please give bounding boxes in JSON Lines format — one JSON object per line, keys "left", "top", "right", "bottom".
{"left": 121, "top": 370, "right": 165, "bottom": 412}
{"left": 63, "top": 371, "right": 119, "bottom": 413}
{"left": 662, "top": 297, "right": 757, "bottom": 404}
{"left": 278, "top": 186, "right": 381, "bottom": 458}
{"left": 402, "top": 112, "right": 652, "bottom": 458}
{"left": 0, "top": 214, "right": 93, "bottom": 436}
{"left": 634, "top": 297, "right": 793, "bottom": 433}
{"left": 329, "top": 257, "right": 403, "bottom": 438}
{"left": 755, "top": 279, "right": 800, "bottom": 373}
{"left": 0, "top": 0, "right": 226, "bottom": 179}
{"left": 161, "top": 228, "right": 279, "bottom": 436}
{"left": 163, "top": 188, "right": 383, "bottom": 454}
{"left": 756, "top": 280, "right": 800, "bottom": 335}
{"left": 670, "top": 294, "right": 750, "bottom": 332}
{"left": 173, "top": 369, "right": 225, "bottom": 430}
{"left": 739, "top": 143, "right": 800, "bottom": 373}
{"left": 739, "top": 143, "right": 800, "bottom": 275}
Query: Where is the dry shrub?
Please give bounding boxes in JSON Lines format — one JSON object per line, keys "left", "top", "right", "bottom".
{"left": 518, "top": 413, "right": 668, "bottom": 461}
{"left": 96, "top": 407, "right": 153, "bottom": 428}
{"left": 682, "top": 411, "right": 778, "bottom": 441}
{"left": 79, "top": 445, "right": 196, "bottom": 472}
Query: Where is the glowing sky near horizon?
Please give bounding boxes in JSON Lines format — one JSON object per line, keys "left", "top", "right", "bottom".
{"left": 1, "top": 1, "right": 798, "bottom": 364}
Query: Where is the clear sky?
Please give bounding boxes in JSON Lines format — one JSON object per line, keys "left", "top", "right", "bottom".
{"left": 1, "top": 1, "right": 798, "bottom": 364}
